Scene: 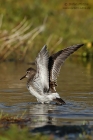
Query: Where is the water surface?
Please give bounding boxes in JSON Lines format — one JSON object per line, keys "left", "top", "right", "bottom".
{"left": 0, "top": 59, "right": 93, "bottom": 127}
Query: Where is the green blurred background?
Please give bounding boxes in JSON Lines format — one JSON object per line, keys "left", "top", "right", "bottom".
{"left": 0, "top": 0, "right": 93, "bottom": 61}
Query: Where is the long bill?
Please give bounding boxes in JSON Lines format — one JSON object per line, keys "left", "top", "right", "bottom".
{"left": 20, "top": 75, "right": 26, "bottom": 80}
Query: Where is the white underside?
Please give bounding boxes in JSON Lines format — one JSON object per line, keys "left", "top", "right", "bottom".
{"left": 28, "top": 86, "right": 60, "bottom": 104}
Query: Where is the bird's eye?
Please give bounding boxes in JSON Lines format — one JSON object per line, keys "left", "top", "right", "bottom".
{"left": 26, "top": 71, "right": 28, "bottom": 74}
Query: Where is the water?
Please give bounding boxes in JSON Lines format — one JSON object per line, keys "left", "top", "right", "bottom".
{"left": 0, "top": 59, "right": 93, "bottom": 127}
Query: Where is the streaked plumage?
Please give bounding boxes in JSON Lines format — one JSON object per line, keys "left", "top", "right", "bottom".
{"left": 20, "top": 44, "right": 84, "bottom": 105}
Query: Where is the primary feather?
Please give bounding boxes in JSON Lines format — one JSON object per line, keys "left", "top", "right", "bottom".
{"left": 49, "top": 44, "right": 84, "bottom": 83}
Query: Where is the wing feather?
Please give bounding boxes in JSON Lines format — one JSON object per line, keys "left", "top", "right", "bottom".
{"left": 49, "top": 44, "right": 84, "bottom": 82}
{"left": 33, "top": 45, "right": 49, "bottom": 93}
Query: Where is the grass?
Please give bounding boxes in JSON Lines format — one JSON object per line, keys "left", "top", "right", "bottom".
{"left": 0, "top": 17, "right": 46, "bottom": 61}
{"left": 0, "top": 0, "right": 93, "bottom": 61}
{"left": 0, "top": 125, "right": 53, "bottom": 140}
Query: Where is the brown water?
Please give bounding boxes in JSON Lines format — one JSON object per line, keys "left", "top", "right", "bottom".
{"left": 0, "top": 59, "right": 93, "bottom": 127}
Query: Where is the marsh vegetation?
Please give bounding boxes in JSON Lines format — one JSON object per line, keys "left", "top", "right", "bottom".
{"left": 0, "top": 0, "right": 93, "bottom": 61}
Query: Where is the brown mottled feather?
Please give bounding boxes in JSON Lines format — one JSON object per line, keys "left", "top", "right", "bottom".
{"left": 49, "top": 44, "right": 84, "bottom": 91}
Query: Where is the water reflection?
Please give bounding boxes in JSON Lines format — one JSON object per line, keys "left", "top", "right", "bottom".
{"left": 28, "top": 103, "right": 57, "bottom": 127}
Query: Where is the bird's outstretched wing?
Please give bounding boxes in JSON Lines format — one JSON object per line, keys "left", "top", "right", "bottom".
{"left": 49, "top": 44, "right": 84, "bottom": 83}
{"left": 33, "top": 45, "right": 49, "bottom": 93}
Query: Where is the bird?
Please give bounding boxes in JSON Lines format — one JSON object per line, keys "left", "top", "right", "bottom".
{"left": 20, "top": 44, "right": 84, "bottom": 105}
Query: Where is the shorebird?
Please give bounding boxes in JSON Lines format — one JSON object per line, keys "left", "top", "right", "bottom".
{"left": 20, "top": 44, "right": 84, "bottom": 105}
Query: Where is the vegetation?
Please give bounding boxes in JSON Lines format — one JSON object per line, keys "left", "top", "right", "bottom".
{"left": 0, "top": 125, "right": 53, "bottom": 140}
{"left": 0, "top": 0, "right": 93, "bottom": 61}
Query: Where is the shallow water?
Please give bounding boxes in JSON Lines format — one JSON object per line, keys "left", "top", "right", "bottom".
{"left": 0, "top": 59, "right": 93, "bottom": 127}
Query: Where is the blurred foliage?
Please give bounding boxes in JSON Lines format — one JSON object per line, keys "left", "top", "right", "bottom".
{"left": 0, "top": 124, "right": 93, "bottom": 140}
{"left": 0, "top": 0, "right": 93, "bottom": 61}
{"left": 0, "top": 125, "right": 53, "bottom": 140}
{"left": 0, "top": 112, "right": 52, "bottom": 140}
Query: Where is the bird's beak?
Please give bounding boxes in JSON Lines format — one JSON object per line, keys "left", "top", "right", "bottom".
{"left": 20, "top": 75, "right": 26, "bottom": 80}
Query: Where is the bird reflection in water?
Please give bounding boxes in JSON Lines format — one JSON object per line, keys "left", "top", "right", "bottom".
{"left": 28, "top": 103, "right": 58, "bottom": 127}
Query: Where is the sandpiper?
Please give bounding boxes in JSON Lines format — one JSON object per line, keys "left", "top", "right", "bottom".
{"left": 20, "top": 44, "right": 84, "bottom": 105}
